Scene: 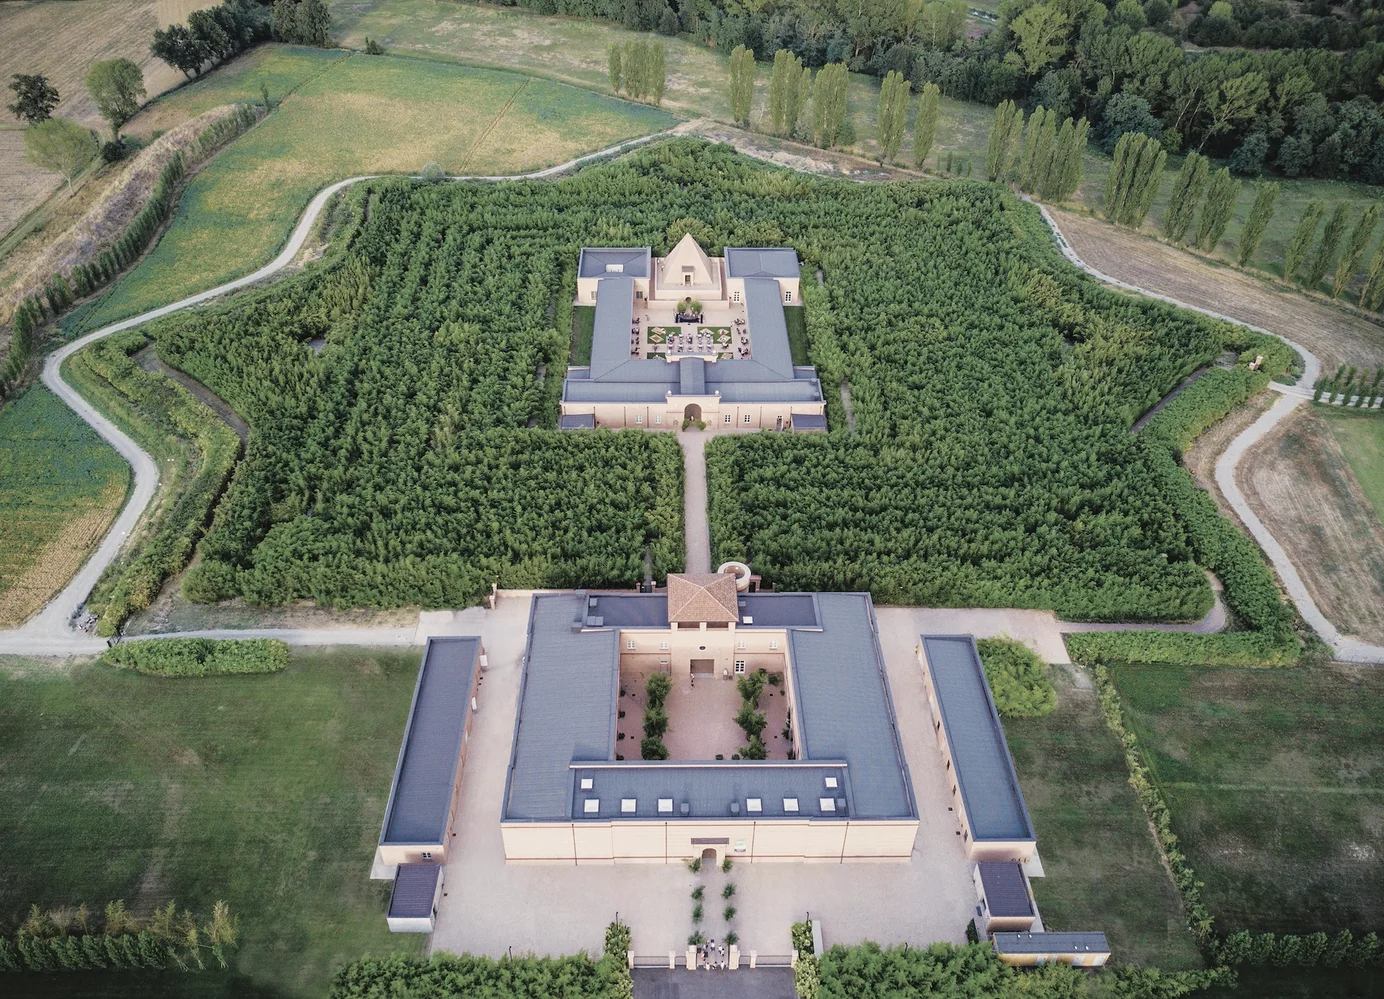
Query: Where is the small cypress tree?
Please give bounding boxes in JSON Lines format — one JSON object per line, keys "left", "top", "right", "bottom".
{"left": 1022, "top": 106, "right": 1052, "bottom": 192}
{"left": 792, "top": 64, "right": 812, "bottom": 138}
{"left": 1360, "top": 239, "right": 1384, "bottom": 310}
{"left": 1018, "top": 106, "right": 1047, "bottom": 187}
{"left": 811, "top": 63, "right": 848, "bottom": 148}
{"left": 1307, "top": 201, "right": 1351, "bottom": 289}
{"left": 1284, "top": 200, "right": 1324, "bottom": 280}
{"left": 1195, "top": 167, "right": 1240, "bottom": 251}
{"left": 1053, "top": 117, "right": 1089, "bottom": 201}
{"left": 913, "top": 82, "right": 940, "bottom": 168}
{"left": 769, "top": 49, "right": 793, "bottom": 133}
{"left": 651, "top": 42, "right": 666, "bottom": 106}
{"left": 1104, "top": 129, "right": 1133, "bottom": 221}
{"left": 1333, "top": 202, "right": 1380, "bottom": 298}
{"left": 1039, "top": 117, "right": 1074, "bottom": 200}
{"left": 1236, "top": 181, "right": 1278, "bottom": 266}
{"left": 986, "top": 100, "right": 1019, "bottom": 181}
{"left": 1163, "top": 152, "right": 1208, "bottom": 243}
{"left": 876, "top": 70, "right": 910, "bottom": 163}
{"left": 728, "top": 45, "right": 755, "bottom": 127}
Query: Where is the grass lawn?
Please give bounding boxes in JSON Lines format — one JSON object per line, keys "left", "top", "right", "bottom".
{"left": 783, "top": 305, "right": 809, "bottom": 365}
{"left": 1111, "top": 664, "right": 1384, "bottom": 935}
{"left": 0, "top": 387, "right": 130, "bottom": 627}
{"left": 0, "top": 646, "right": 425, "bottom": 998}
{"left": 571, "top": 304, "right": 595, "bottom": 364}
{"left": 1323, "top": 407, "right": 1384, "bottom": 524}
{"left": 71, "top": 45, "right": 674, "bottom": 332}
{"left": 1003, "top": 669, "right": 1203, "bottom": 970}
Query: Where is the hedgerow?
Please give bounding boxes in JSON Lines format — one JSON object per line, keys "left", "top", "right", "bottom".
{"left": 65, "top": 330, "right": 240, "bottom": 635}
{"left": 975, "top": 638, "right": 1055, "bottom": 717}
{"left": 0, "top": 899, "right": 236, "bottom": 973}
{"left": 100, "top": 637, "right": 288, "bottom": 676}
{"left": 1067, "top": 361, "right": 1300, "bottom": 667}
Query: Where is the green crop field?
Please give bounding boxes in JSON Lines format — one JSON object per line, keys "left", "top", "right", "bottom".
{"left": 71, "top": 46, "right": 674, "bottom": 332}
{"left": 0, "top": 646, "right": 424, "bottom": 998}
{"left": 1004, "top": 669, "right": 1203, "bottom": 970}
{"left": 1323, "top": 408, "right": 1384, "bottom": 525}
{"left": 0, "top": 388, "right": 130, "bottom": 627}
{"left": 1112, "top": 664, "right": 1384, "bottom": 935}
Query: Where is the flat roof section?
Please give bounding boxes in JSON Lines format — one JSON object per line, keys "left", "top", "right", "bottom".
{"left": 725, "top": 247, "right": 801, "bottom": 279}
{"left": 379, "top": 637, "right": 481, "bottom": 845}
{"left": 388, "top": 863, "right": 441, "bottom": 919}
{"left": 571, "top": 762, "right": 852, "bottom": 820}
{"left": 993, "top": 932, "right": 1110, "bottom": 955}
{"left": 789, "top": 594, "right": 916, "bottom": 819}
{"left": 977, "top": 862, "right": 1034, "bottom": 918}
{"left": 588, "top": 276, "right": 636, "bottom": 379}
{"left": 503, "top": 594, "right": 619, "bottom": 821}
{"left": 741, "top": 278, "right": 794, "bottom": 379}
{"left": 579, "top": 247, "right": 650, "bottom": 278}
{"left": 920, "top": 635, "right": 1036, "bottom": 843}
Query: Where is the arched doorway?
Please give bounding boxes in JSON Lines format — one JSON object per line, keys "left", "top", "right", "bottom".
{"left": 700, "top": 847, "right": 718, "bottom": 864}
{"left": 684, "top": 403, "right": 702, "bottom": 422}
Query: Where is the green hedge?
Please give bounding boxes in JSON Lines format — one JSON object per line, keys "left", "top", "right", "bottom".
{"left": 1067, "top": 359, "right": 1300, "bottom": 667}
{"left": 100, "top": 638, "right": 289, "bottom": 677}
{"left": 976, "top": 638, "right": 1055, "bottom": 717}
{"left": 69, "top": 330, "right": 240, "bottom": 635}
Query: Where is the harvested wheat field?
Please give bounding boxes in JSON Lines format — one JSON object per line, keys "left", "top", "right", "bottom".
{"left": 0, "top": 387, "right": 130, "bottom": 627}
{"left": 0, "top": 0, "right": 216, "bottom": 234}
{"left": 1052, "top": 208, "right": 1384, "bottom": 374}
{"left": 1240, "top": 404, "right": 1384, "bottom": 645}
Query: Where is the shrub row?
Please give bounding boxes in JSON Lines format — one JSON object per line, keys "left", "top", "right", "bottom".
{"left": 734, "top": 669, "right": 768, "bottom": 759}
{"left": 0, "top": 294, "right": 46, "bottom": 401}
{"left": 0, "top": 899, "right": 236, "bottom": 973}
{"left": 100, "top": 637, "right": 289, "bottom": 677}
{"left": 1067, "top": 362, "right": 1300, "bottom": 667}
{"left": 791, "top": 920, "right": 819, "bottom": 999}
{"left": 641, "top": 671, "right": 672, "bottom": 760}
{"left": 605, "top": 921, "right": 633, "bottom": 999}
{"left": 71, "top": 331, "right": 240, "bottom": 634}
{"left": 1211, "top": 928, "right": 1384, "bottom": 968}
{"left": 976, "top": 637, "right": 1055, "bottom": 717}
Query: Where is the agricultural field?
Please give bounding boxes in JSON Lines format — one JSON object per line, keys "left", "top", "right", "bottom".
{"left": 0, "top": 387, "right": 130, "bottom": 627}
{"left": 0, "top": 646, "right": 425, "bottom": 998}
{"left": 1004, "top": 669, "right": 1203, "bottom": 970}
{"left": 0, "top": 0, "right": 217, "bottom": 235}
{"left": 1240, "top": 405, "right": 1384, "bottom": 645}
{"left": 69, "top": 45, "right": 675, "bottom": 332}
{"left": 1112, "top": 664, "right": 1384, "bottom": 936}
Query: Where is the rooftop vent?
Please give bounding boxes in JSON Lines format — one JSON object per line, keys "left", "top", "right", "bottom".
{"left": 605, "top": 263, "right": 624, "bottom": 273}
{"left": 680, "top": 801, "right": 690, "bottom": 816}
{"left": 730, "top": 802, "right": 741, "bottom": 815}
{"left": 743, "top": 616, "right": 754, "bottom": 625}
{"left": 836, "top": 796, "right": 848, "bottom": 811}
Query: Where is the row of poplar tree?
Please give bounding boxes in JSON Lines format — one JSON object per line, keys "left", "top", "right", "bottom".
{"left": 606, "top": 39, "right": 667, "bottom": 105}
{"left": 726, "top": 47, "right": 945, "bottom": 168}
{"left": 985, "top": 102, "right": 1088, "bottom": 203}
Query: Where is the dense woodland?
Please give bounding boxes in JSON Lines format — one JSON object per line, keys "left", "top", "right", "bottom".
{"left": 510, "top": 0, "right": 1384, "bottom": 180}
{"left": 142, "top": 141, "right": 1275, "bottom": 619}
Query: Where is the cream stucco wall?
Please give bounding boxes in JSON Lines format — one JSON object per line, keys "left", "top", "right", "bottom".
{"left": 560, "top": 398, "right": 825, "bottom": 431}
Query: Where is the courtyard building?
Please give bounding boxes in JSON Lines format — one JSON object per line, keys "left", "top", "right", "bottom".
{"left": 561, "top": 236, "right": 826, "bottom": 431}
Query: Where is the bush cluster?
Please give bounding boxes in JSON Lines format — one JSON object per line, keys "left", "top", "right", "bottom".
{"left": 1212, "top": 928, "right": 1383, "bottom": 968}
{"left": 641, "top": 671, "right": 672, "bottom": 760}
{"left": 100, "top": 637, "right": 289, "bottom": 677}
{"left": 329, "top": 948, "right": 621, "bottom": 998}
{"left": 975, "top": 638, "right": 1054, "bottom": 717}
{"left": 733, "top": 669, "right": 768, "bottom": 759}
{"left": 0, "top": 900, "right": 236, "bottom": 974}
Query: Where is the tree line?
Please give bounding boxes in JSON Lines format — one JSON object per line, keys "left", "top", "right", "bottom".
{"left": 607, "top": 38, "right": 667, "bottom": 105}
{"left": 0, "top": 900, "right": 237, "bottom": 973}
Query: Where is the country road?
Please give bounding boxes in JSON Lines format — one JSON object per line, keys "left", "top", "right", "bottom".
{"left": 3, "top": 129, "right": 1381, "bottom": 662}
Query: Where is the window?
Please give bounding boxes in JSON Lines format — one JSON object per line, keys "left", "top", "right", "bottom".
{"left": 621, "top": 798, "right": 637, "bottom": 814}
{"left": 584, "top": 799, "right": 600, "bottom": 814}
{"left": 784, "top": 290, "right": 792, "bottom": 303}
{"left": 635, "top": 289, "right": 643, "bottom": 299}
{"left": 736, "top": 638, "right": 746, "bottom": 650}
{"left": 743, "top": 414, "right": 752, "bottom": 424}
{"left": 783, "top": 797, "right": 799, "bottom": 813}
{"left": 824, "top": 776, "right": 837, "bottom": 789}
{"left": 659, "top": 658, "right": 669, "bottom": 666}
{"left": 769, "top": 639, "right": 778, "bottom": 651}
{"left": 658, "top": 798, "right": 673, "bottom": 814}
{"left": 734, "top": 660, "right": 746, "bottom": 674}
{"left": 819, "top": 798, "right": 836, "bottom": 813}
{"left": 746, "top": 798, "right": 762, "bottom": 813}
{"left": 684, "top": 273, "right": 692, "bottom": 285}
{"left": 659, "top": 641, "right": 669, "bottom": 651}
{"left": 724, "top": 413, "right": 733, "bottom": 424}
{"left": 627, "top": 638, "right": 636, "bottom": 650}
{"left": 732, "top": 290, "right": 741, "bottom": 303}
{"left": 421, "top": 851, "right": 433, "bottom": 860}
{"left": 580, "top": 777, "right": 594, "bottom": 790}
{"left": 653, "top": 413, "right": 662, "bottom": 425}
{"left": 634, "top": 414, "right": 642, "bottom": 425}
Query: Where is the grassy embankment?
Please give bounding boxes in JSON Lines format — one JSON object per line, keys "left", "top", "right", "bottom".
{"left": 0, "top": 387, "right": 130, "bottom": 627}
{"left": 1004, "top": 669, "right": 1204, "bottom": 970}
{"left": 67, "top": 44, "right": 675, "bottom": 333}
{"left": 327, "top": 0, "right": 1384, "bottom": 298}
{"left": 0, "top": 646, "right": 424, "bottom": 998}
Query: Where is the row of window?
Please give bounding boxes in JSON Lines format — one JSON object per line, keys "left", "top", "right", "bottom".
{"left": 579, "top": 794, "right": 837, "bottom": 815}
{"left": 631, "top": 413, "right": 756, "bottom": 426}
{"left": 624, "top": 639, "right": 778, "bottom": 651}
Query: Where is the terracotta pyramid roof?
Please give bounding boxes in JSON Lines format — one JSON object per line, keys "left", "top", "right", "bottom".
{"left": 666, "top": 572, "right": 740, "bottom": 623}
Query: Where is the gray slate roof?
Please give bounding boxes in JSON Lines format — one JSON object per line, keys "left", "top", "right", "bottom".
{"left": 379, "top": 637, "right": 481, "bottom": 845}
{"left": 789, "top": 594, "right": 915, "bottom": 819}
{"left": 559, "top": 413, "right": 595, "bottom": 430}
{"left": 503, "top": 595, "right": 617, "bottom": 820}
{"left": 993, "top": 932, "right": 1110, "bottom": 955}
{"left": 589, "top": 276, "right": 637, "bottom": 379}
{"left": 978, "top": 862, "right": 1034, "bottom": 918}
{"left": 504, "top": 591, "right": 916, "bottom": 822}
{"left": 579, "top": 247, "right": 650, "bottom": 278}
{"left": 680, "top": 356, "right": 706, "bottom": 395}
{"left": 742, "top": 278, "right": 794, "bottom": 379}
{"left": 921, "top": 635, "right": 1036, "bottom": 843}
{"left": 726, "top": 247, "right": 801, "bottom": 279}
{"left": 570, "top": 762, "right": 851, "bottom": 820}
{"left": 792, "top": 413, "right": 828, "bottom": 432}
{"left": 387, "top": 863, "right": 441, "bottom": 919}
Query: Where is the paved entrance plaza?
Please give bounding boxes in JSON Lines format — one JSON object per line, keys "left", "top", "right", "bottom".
{"left": 427, "top": 594, "right": 984, "bottom": 960}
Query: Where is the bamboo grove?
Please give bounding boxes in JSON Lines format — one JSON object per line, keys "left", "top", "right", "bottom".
{"left": 135, "top": 140, "right": 1283, "bottom": 622}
